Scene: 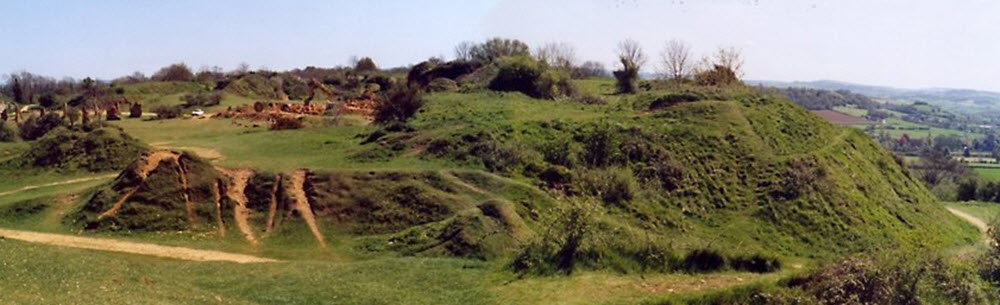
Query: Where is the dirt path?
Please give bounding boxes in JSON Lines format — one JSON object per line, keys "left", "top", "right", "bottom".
{"left": 0, "top": 174, "right": 117, "bottom": 197}
{"left": 440, "top": 170, "right": 487, "bottom": 195}
{"left": 222, "top": 169, "right": 258, "bottom": 246}
{"left": 289, "top": 170, "right": 327, "bottom": 248}
{"left": 0, "top": 228, "right": 276, "bottom": 263}
{"left": 947, "top": 207, "right": 990, "bottom": 245}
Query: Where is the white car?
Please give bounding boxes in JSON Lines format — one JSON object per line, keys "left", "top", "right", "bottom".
{"left": 192, "top": 109, "right": 205, "bottom": 117}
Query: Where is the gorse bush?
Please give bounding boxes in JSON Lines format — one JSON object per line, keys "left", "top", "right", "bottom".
{"left": 269, "top": 116, "right": 303, "bottom": 130}
{"left": 573, "top": 168, "right": 637, "bottom": 206}
{"left": 18, "top": 112, "right": 65, "bottom": 140}
{"left": 152, "top": 105, "right": 182, "bottom": 120}
{"left": 374, "top": 84, "right": 423, "bottom": 123}
{"left": 694, "top": 65, "right": 740, "bottom": 86}
{"left": 613, "top": 56, "right": 640, "bottom": 94}
{"left": 488, "top": 56, "right": 574, "bottom": 99}
{"left": 0, "top": 122, "right": 17, "bottom": 142}
{"left": 181, "top": 91, "right": 223, "bottom": 108}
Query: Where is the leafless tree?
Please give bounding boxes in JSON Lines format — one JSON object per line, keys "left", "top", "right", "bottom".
{"left": 454, "top": 41, "right": 475, "bottom": 61}
{"left": 616, "top": 39, "right": 647, "bottom": 70}
{"left": 713, "top": 46, "right": 744, "bottom": 77}
{"left": 534, "top": 42, "right": 577, "bottom": 70}
{"left": 658, "top": 39, "right": 692, "bottom": 81}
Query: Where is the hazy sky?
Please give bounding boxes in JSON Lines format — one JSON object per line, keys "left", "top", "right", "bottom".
{"left": 2, "top": 0, "right": 999, "bottom": 91}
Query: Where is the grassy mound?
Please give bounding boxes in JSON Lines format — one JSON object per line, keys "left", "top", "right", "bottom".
{"left": 16, "top": 126, "right": 147, "bottom": 172}
{"left": 70, "top": 151, "right": 220, "bottom": 231}
{"left": 222, "top": 74, "right": 284, "bottom": 99}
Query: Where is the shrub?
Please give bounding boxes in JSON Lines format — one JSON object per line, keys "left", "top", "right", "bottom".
{"left": 579, "top": 123, "right": 623, "bottom": 167}
{"left": 574, "top": 61, "right": 607, "bottom": 78}
{"left": 181, "top": 92, "right": 223, "bottom": 108}
{"left": 512, "top": 203, "right": 596, "bottom": 275}
{"left": 694, "top": 65, "right": 739, "bottom": 86}
{"left": 613, "top": 57, "right": 640, "bottom": 94}
{"left": 681, "top": 248, "right": 727, "bottom": 273}
{"left": 152, "top": 105, "right": 182, "bottom": 120}
{"left": 0, "top": 122, "right": 17, "bottom": 142}
{"left": 151, "top": 63, "right": 194, "bottom": 81}
{"left": 488, "top": 56, "right": 573, "bottom": 99}
{"left": 573, "top": 168, "right": 637, "bottom": 205}
{"left": 648, "top": 92, "right": 705, "bottom": 110}
{"left": 374, "top": 85, "right": 423, "bottom": 123}
{"left": 730, "top": 253, "right": 782, "bottom": 273}
{"left": 18, "top": 112, "right": 65, "bottom": 140}
{"left": 426, "top": 77, "right": 458, "bottom": 92}
{"left": 575, "top": 94, "right": 606, "bottom": 105}
{"left": 538, "top": 136, "right": 580, "bottom": 167}
{"left": 470, "top": 37, "right": 530, "bottom": 63}
{"left": 270, "top": 116, "right": 304, "bottom": 130}
{"left": 354, "top": 57, "right": 378, "bottom": 72}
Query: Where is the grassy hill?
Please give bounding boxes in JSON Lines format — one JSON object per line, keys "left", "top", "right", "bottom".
{"left": 0, "top": 76, "right": 981, "bottom": 304}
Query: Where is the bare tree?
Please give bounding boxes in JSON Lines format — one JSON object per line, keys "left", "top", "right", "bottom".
{"left": 713, "top": 46, "right": 744, "bottom": 77}
{"left": 534, "top": 42, "right": 577, "bottom": 70}
{"left": 616, "top": 39, "right": 647, "bottom": 70}
{"left": 454, "top": 41, "right": 475, "bottom": 61}
{"left": 659, "top": 39, "right": 692, "bottom": 81}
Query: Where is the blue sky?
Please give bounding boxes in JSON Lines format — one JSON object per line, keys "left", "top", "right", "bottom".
{"left": 3, "top": 1, "right": 1000, "bottom": 91}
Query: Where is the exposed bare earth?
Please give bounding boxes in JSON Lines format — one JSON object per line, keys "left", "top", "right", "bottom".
{"left": 220, "top": 168, "right": 259, "bottom": 246}
{"left": 810, "top": 110, "right": 872, "bottom": 125}
{"left": 289, "top": 170, "right": 327, "bottom": 248}
{"left": 947, "top": 207, "right": 990, "bottom": 245}
{"left": 0, "top": 228, "right": 276, "bottom": 263}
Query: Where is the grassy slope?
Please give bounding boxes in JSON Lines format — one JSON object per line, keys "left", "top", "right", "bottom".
{"left": 0, "top": 77, "right": 980, "bottom": 304}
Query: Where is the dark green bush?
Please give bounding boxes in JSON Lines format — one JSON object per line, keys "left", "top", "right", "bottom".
{"left": 18, "top": 112, "right": 65, "bottom": 140}
{"left": 152, "top": 105, "right": 182, "bottom": 120}
{"left": 426, "top": 77, "right": 458, "bottom": 92}
{"left": 573, "top": 168, "right": 637, "bottom": 206}
{"left": 512, "top": 203, "right": 595, "bottom": 275}
{"left": 181, "top": 92, "right": 223, "bottom": 108}
{"left": 695, "top": 65, "right": 740, "bottom": 86}
{"left": 613, "top": 57, "right": 640, "bottom": 94}
{"left": 374, "top": 85, "right": 423, "bottom": 123}
{"left": 681, "top": 248, "right": 727, "bottom": 272}
{"left": 488, "top": 56, "right": 573, "bottom": 99}
{"left": 730, "top": 253, "right": 782, "bottom": 273}
{"left": 0, "top": 122, "right": 17, "bottom": 142}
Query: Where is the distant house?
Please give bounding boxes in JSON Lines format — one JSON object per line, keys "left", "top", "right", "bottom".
{"left": 810, "top": 110, "right": 873, "bottom": 125}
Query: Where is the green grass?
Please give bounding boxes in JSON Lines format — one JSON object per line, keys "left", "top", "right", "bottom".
{"left": 974, "top": 167, "right": 1000, "bottom": 181}
{"left": 832, "top": 105, "right": 867, "bottom": 117}
{"left": 945, "top": 202, "right": 1000, "bottom": 223}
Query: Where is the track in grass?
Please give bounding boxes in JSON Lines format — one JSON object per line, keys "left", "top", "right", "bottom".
{"left": 0, "top": 228, "right": 277, "bottom": 263}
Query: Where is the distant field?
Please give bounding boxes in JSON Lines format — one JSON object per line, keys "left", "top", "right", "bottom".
{"left": 832, "top": 105, "right": 867, "bottom": 117}
{"left": 974, "top": 167, "right": 1000, "bottom": 181}
{"left": 810, "top": 110, "right": 871, "bottom": 125}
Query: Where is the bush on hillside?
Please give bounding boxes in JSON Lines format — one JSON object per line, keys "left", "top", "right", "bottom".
{"left": 426, "top": 78, "right": 458, "bottom": 92}
{"left": 613, "top": 57, "right": 640, "bottom": 94}
{"left": 0, "top": 122, "right": 17, "bottom": 142}
{"left": 354, "top": 57, "right": 378, "bottom": 72}
{"left": 487, "top": 56, "right": 574, "bottom": 99}
{"left": 181, "top": 92, "right": 223, "bottom": 108}
{"left": 573, "top": 168, "right": 637, "bottom": 206}
{"left": 648, "top": 92, "right": 705, "bottom": 110}
{"left": 374, "top": 85, "right": 423, "bottom": 123}
{"left": 151, "top": 63, "right": 194, "bottom": 82}
{"left": 270, "top": 116, "right": 304, "bottom": 130}
{"left": 694, "top": 65, "right": 740, "bottom": 86}
{"left": 18, "top": 127, "right": 147, "bottom": 172}
{"left": 18, "top": 112, "right": 65, "bottom": 140}
{"left": 152, "top": 105, "right": 182, "bottom": 120}
{"left": 470, "top": 38, "right": 530, "bottom": 63}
